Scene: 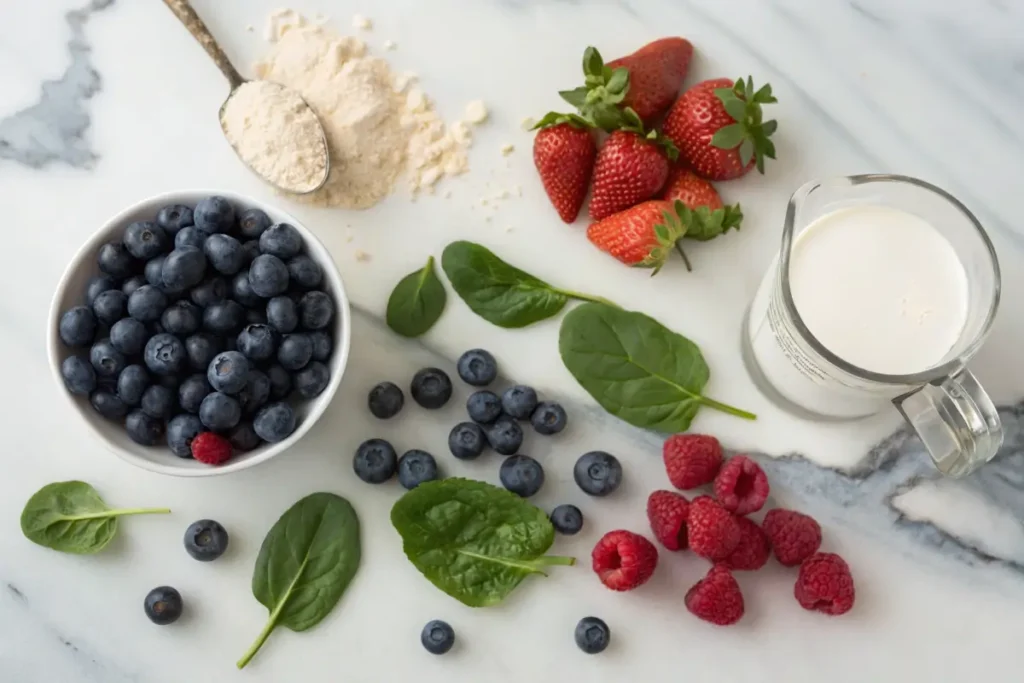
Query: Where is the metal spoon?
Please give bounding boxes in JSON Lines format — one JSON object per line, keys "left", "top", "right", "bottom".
{"left": 162, "top": 0, "right": 330, "bottom": 194}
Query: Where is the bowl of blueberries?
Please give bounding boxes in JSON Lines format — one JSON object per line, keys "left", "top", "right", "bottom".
{"left": 48, "top": 191, "right": 351, "bottom": 476}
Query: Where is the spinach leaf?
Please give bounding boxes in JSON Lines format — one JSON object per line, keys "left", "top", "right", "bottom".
{"left": 390, "top": 478, "right": 575, "bottom": 607}
{"left": 238, "top": 492, "right": 361, "bottom": 669}
{"left": 441, "top": 241, "right": 617, "bottom": 328}
{"left": 20, "top": 481, "right": 170, "bottom": 554}
{"left": 386, "top": 256, "right": 447, "bottom": 337}
{"left": 559, "top": 303, "right": 756, "bottom": 432}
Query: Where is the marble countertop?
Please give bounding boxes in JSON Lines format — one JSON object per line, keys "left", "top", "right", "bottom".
{"left": 3, "top": 0, "right": 1024, "bottom": 681}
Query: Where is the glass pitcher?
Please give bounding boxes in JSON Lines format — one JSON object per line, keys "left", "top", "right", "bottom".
{"left": 743, "top": 174, "right": 1002, "bottom": 477}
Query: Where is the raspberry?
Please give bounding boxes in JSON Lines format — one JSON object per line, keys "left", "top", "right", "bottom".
{"left": 687, "top": 496, "right": 740, "bottom": 561}
{"left": 191, "top": 432, "right": 232, "bottom": 465}
{"left": 685, "top": 564, "right": 744, "bottom": 625}
{"left": 713, "top": 455, "right": 769, "bottom": 515}
{"left": 646, "top": 490, "right": 690, "bottom": 551}
{"left": 722, "top": 516, "right": 769, "bottom": 571}
{"left": 795, "top": 552, "right": 855, "bottom": 616}
{"left": 662, "top": 434, "right": 723, "bottom": 490}
{"left": 762, "top": 508, "right": 822, "bottom": 566}
{"left": 591, "top": 530, "right": 659, "bottom": 591}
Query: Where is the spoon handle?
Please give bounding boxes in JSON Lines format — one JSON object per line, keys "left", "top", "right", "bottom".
{"left": 162, "top": 0, "right": 245, "bottom": 89}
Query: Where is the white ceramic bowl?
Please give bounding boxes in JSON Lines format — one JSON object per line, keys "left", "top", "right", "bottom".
{"left": 47, "top": 190, "right": 351, "bottom": 477}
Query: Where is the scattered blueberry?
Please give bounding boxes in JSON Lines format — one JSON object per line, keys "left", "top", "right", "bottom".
{"left": 410, "top": 368, "right": 452, "bottom": 409}
{"left": 228, "top": 421, "right": 262, "bottom": 452}
{"left": 161, "top": 246, "right": 207, "bottom": 291}
{"left": 203, "top": 234, "right": 244, "bottom": 274}
{"left": 573, "top": 451, "right": 622, "bottom": 497}
{"left": 287, "top": 255, "right": 322, "bottom": 289}
{"left": 500, "top": 455, "right": 544, "bottom": 497}
{"left": 59, "top": 306, "right": 97, "bottom": 347}
{"left": 485, "top": 416, "right": 523, "bottom": 456}
{"left": 277, "top": 333, "right": 312, "bottom": 371}
{"left": 61, "top": 356, "right": 96, "bottom": 395}
{"left": 456, "top": 349, "right": 498, "bottom": 386}
{"left": 189, "top": 276, "right": 228, "bottom": 307}
{"left": 249, "top": 254, "right": 289, "bottom": 298}
{"left": 85, "top": 275, "right": 117, "bottom": 305}
{"left": 92, "top": 289, "right": 128, "bottom": 325}
{"left": 117, "top": 364, "right": 150, "bottom": 406}
{"left": 160, "top": 300, "right": 201, "bottom": 335}
{"left": 298, "top": 291, "right": 334, "bottom": 330}
{"left": 127, "top": 285, "right": 168, "bottom": 322}
{"left": 121, "top": 275, "right": 146, "bottom": 297}
{"left": 202, "top": 300, "right": 245, "bottom": 335}
{"left": 193, "top": 195, "right": 235, "bottom": 233}
{"left": 90, "top": 338, "right": 126, "bottom": 377}
{"left": 125, "top": 410, "right": 164, "bottom": 446}
{"left": 466, "top": 390, "right": 502, "bottom": 424}
{"left": 501, "top": 385, "right": 538, "bottom": 420}
{"left": 178, "top": 374, "right": 213, "bottom": 414}
{"left": 531, "top": 402, "right": 567, "bottom": 435}
{"left": 308, "top": 331, "right": 332, "bottom": 361}
{"left": 144, "top": 586, "right": 183, "bottom": 626}
{"left": 237, "top": 370, "right": 271, "bottom": 415}
{"left": 240, "top": 239, "right": 261, "bottom": 265}
{"left": 156, "top": 204, "right": 194, "bottom": 234}
{"left": 124, "top": 221, "right": 169, "bottom": 260}
{"left": 140, "top": 384, "right": 176, "bottom": 420}
{"left": 574, "top": 617, "right": 610, "bottom": 654}
{"left": 294, "top": 361, "right": 330, "bottom": 399}
{"left": 97, "top": 242, "right": 138, "bottom": 279}
{"left": 183, "top": 519, "right": 229, "bottom": 562}
{"left": 448, "top": 422, "right": 486, "bottom": 460}
{"left": 167, "top": 413, "right": 204, "bottom": 457}
{"left": 199, "top": 392, "right": 242, "bottom": 431}
{"left": 144, "top": 333, "right": 186, "bottom": 376}
{"left": 266, "top": 295, "right": 298, "bottom": 333}
{"left": 145, "top": 255, "right": 167, "bottom": 287}
{"left": 184, "top": 333, "right": 221, "bottom": 371}
{"left": 237, "top": 324, "right": 277, "bottom": 361}
{"left": 253, "top": 402, "right": 296, "bottom": 443}
{"left": 353, "top": 438, "right": 398, "bottom": 484}
{"left": 174, "top": 226, "right": 208, "bottom": 250}
{"left": 550, "top": 504, "right": 584, "bottom": 535}
{"left": 90, "top": 390, "right": 127, "bottom": 420}
{"left": 231, "top": 270, "right": 263, "bottom": 307}
{"left": 207, "top": 351, "right": 249, "bottom": 394}
{"left": 238, "top": 208, "right": 272, "bottom": 239}
{"left": 397, "top": 450, "right": 439, "bottom": 490}
{"left": 420, "top": 620, "right": 455, "bottom": 655}
{"left": 368, "top": 381, "right": 403, "bottom": 419}
{"left": 266, "top": 364, "right": 292, "bottom": 400}
{"left": 259, "top": 223, "right": 302, "bottom": 259}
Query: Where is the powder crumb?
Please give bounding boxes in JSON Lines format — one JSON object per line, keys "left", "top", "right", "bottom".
{"left": 393, "top": 71, "right": 418, "bottom": 93}
{"left": 444, "top": 190, "right": 452, "bottom": 199}
{"left": 520, "top": 116, "right": 536, "bottom": 130}
{"left": 505, "top": 226, "right": 514, "bottom": 233}
{"left": 355, "top": 250, "right": 372, "bottom": 262}
{"left": 346, "top": 235, "right": 354, "bottom": 243}
{"left": 352, "top": 14, "right": 372, "bottom": 30}
{"left": 265, "top": 8, "right": 304, "bottom": 41}
{"left": 246, "top": 24, "right": 255, "bottom": 32}
{"left": 515, "top": 185, "right": 522, "bottom": 197}
{"left": 485, "top": 216, "right": 492, "bottom": 223}
{"left": 465, "top": 100, "right": 489, "bottom": 125}
{"left": 383, "top": 39, "right": 397, "bottom": 50}
{"left": 479, "top": 198, "right": 489, "bottom": 206}
{"left": 500, "top": 143, "right": 515, "bottom": 156}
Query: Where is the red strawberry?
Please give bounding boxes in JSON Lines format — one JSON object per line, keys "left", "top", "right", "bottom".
{"left": 532, "top": 115, "right": 597, "bottom": 223}
{"left": 592, "top": 530, "right": 659, "bottom": 591}
{"left": 607, "top": 37, "right": 694, "bottom": 125}
{"left": 587, "top": 200, "right": 692, "bottom": 273}
{"left": 663, "top": 76, "right": 778, "bottom": 181}
{"left": 589, "top": 130, "right": 673, "bottom": 221}
{"left": 646, "top": 490, "right": 690, "bottom": 551}
{"left": 660, "top": 167, "right": 743, "bottom": 241}
{"left": 191, "top": 432, "right": 232, "bottom": 465}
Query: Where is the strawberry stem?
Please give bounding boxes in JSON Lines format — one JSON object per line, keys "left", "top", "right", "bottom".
{"left": 674, "top": 242, "right": 692, "bottom": 272}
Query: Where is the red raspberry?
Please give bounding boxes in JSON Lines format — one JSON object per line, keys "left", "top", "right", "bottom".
{"left": 762, "top": 508, "right": 822, "bottom": 566}
{"left": 191, "top": 432, "right": 232, "bottom": 465}
{"left": 663, "top": 434, "right": 723, "bottom": 490}
{"left": 722, "top": 516, "right": 769, "bottom": 571}
{"left": 713, "top": 455, "right": 769, "bottom": 515}
{"left": 646, "top": 490, "right": 690, "bottom": 551}
{"left": 685, "top": 564, "right": 744, "bottom": 625}
{"left": 795, "top": 552, "right": 855, "bottom": 616}
{"left": 592, "top": 530, "right": 659, "bottom": 591}
{"left": 686, "top": 496, "right": 740, "bottom": 561}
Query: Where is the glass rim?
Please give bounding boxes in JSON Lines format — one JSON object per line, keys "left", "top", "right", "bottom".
{"left": 778, "top": 173, "right": 1002, "bottom": 385}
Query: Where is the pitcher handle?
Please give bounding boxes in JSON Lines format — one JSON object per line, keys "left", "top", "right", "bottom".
{"left": 893, "top": 367, "right": 1002, "bottom": 477}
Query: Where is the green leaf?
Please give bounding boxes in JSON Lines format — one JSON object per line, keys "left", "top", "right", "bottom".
{"left": 391, "top": 479, "right": 575, "bottom": 607}
{"left": 386, "top": 256, "right": 447, "bottom": 338}
{"left": 723, "top": 96, "right": 748, "bottom": 123}
{"left": 761, "top": 119, "right": 778, "bottom": 137}
{"left": 587, "top": 104, "right": 626, "bottom": 132}
{"left": 559, "top": 304, "right": 756, "bottom": 431}
{"left": 558, "top": 87, "right": 589, "bottom": 109}
{"left": 753, "top": 83, "right": 776, "bottom": 104}
{"left": 20, "top": 481, "right": 170, "bottom": 554}
{"left": 238, "top": 493, "right": 361, "bottom": 669}
{"left": 710, "top": 123, "right": 745, "bottom": 150}
{"left": 738, "top": 138, "right": 755, "bottom": 166}
{"left": 583, "top": 46, "right": 604, "bottom": 78}
{"left": 606, "top": 67, "right": 629, "bottom": 94}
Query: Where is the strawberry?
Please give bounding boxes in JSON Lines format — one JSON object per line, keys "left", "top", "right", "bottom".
{"left": 587, "top": 200, "right": 687, "bottom": 272}
{"left": 661, "top": 167, "right": 743, "bottom": 241}
{"left": 662, "top": 76, "right": 778, "bottom": 181}
{"left": 531, "top": 113, "right": 597, "bottom": 223}
{"left": 607, "top": 38, "right": 693, "bottom": 125}
{"left": 589, "top": 129, "right": 674, "bottom": 221}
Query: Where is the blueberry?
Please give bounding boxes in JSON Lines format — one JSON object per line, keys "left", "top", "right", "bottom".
{"left": 144, "top": 255, "right": 166, "bottom": 287}
{"left": 143, "top": 586, "right": 183, "bottom": 625}
{"left": 457, "top": 349, "right": 498, "bottom": 386}
{"left": 294, "top": 362, "right": 329, "bottom": 399}
{"left": 531, "top": 402, "right": 567, "bottom": 435}
{"left": 167, "top": 413, "right": 204, "bottom": 457}
{"left": 448, "top": 422, "right": 486, "bottom": 460}
{"left": 188, "top": 278, "right": 225, "bottom": 309}
{"left": 466, "top": 390, "right": 502, "bottom": 424}
{"left": 59, "top": 306, "right": 97, "bottom": 347}
{"left": 90, "top": 338, "right": 126, "bottom": 377}
{"left": 156, "top": 204, "right": 194, "bottom": 234}
{"left": 85, "top": 275, "right": 117, "bottom": 305}
{"left": 277, "top": 333, "right": 312, "bottom": 371}
{"left": 259, "top": 223, "right": 302, "bottom": 259}
{"left": 158, "top": 374, "right": 181, "bottom": 391}
{"left": 121, "top": 275, "right": 147, "bottom": 297}
{"left": 127, "top": 285, "right": 168, "bottom": 322}
{"left": 144, "top": 333, "right": 186, "bottom": 376}
{"left": 238, "top": 208, "right": 272, "bottom": 239}
{"left": 92, "top": 289, "right": 128, "bottom": 325}
{"left": 421, "top": 620, "right": 455, "bottom": 655}
{"left": 228, "top": 421, "right": 262, "bottom": 452}
{"left": 125, "top": 410, "right": 164, "bottom": 446}
{"left": 61, "top": 355, "right": 96, "bottom": 395}
{"left": 249, "top": 254, "right": 289, "bottom": 297}
{"left": 298, "top": 291, "right": 334, "bottom": 330}
{"left": 174, "top": 226, "right": 208, "bottom": 250}
{"left": 246, "top": 308, "right": 268, "bottom": 326}
{"left": 237, "top": 324, "right": 277, "bottom": 361}
{"left": 485, "top": 416, "right": 523, "bottom": 455}
{"left": 97, "top": 242, "right": 138, "bottom": 279}
{"left": 500, "top": 454, "right": 544, "bottom": 497}
{"left": 207, "top": 351, "right": 250, "bottom": 394}
{"left": 237, "top": 370, "right": 271, "bottom": 415}
{"left": 574, "top": 617, "right": 610, "bottom": 654}
{"left": 178, "top": 374, "right": 213, "bottom": 413}
{"left": 199, "top": 391, "right": 242, "bottom": 431}
{"left": 266, "top": 296, "right": 298, "bottom": 333}
{"left": 203, "top": 300, "right": 245, "bottom": 335}
{"left": 550, "top": 504, "right": 583, "bottom": 535}
{"left": 397, "top": 449, "right": 439, "bottom": 490}
{"left": 123, "top": 221, "right": 169, "bottom": 260}
{"left": 308, "top": 330, "right": 332, "bottom": 361}
{"left": 253, "top": 402, "right": 296, "bottom": 443}
{"left": 184, "top": 333, "right": 222, "bottom": 371}
{"left": 116, "top": 364, "right": 150, "bottom": 406}
{"left": 160, "top": 300, "right": 200, "bottom": 335}
{"left": 180, "top": 519, "right": 230, "bottom": 562}
{"left": 410, "top": 368, "right": 452, "bottom": 409}
{"left": 501, "top": 385, "right": 538, "bottom": 420}
{"left": 203, "top": 234, "right": 244, "bottom": 274}
{"left": 140, "top": 384, "right": 176, "bottom": 419}
{"left": 573, "top": 451, "right": 622, "bottom": 497}
{"left": 353, "top": 438, "right": 398, "bottom": 484}
{"left": 240, "top": 239, "right": 261, "bottom": 266}
{"left": 162, "top": 247, "right": 207, "bottom": 291}
{"left": 194, "top": 195, "right": 235, "bottom": 233}
{"left": 287, "top": 255, "right": 322, "bottom": 289}
{"left": 230, "top": 271, "right": 260, "bottom": 308}
{"left": 90, "top": 390, "right": 127, "bottom": 420}
{"left": 266, "top": 365, "right": 292, "bottom": 400}
{"left": 362, "top": 383, "right": 401, "bottom": 420}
